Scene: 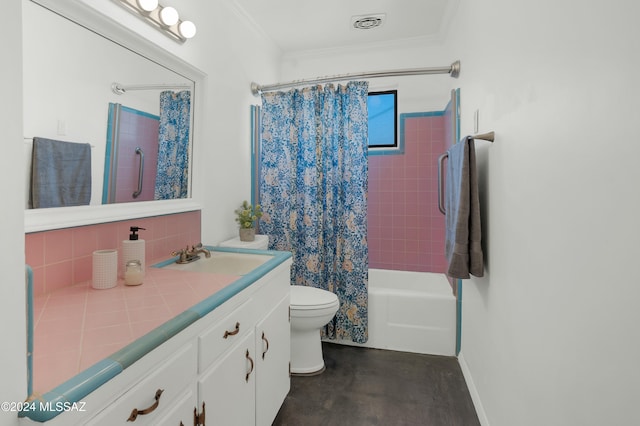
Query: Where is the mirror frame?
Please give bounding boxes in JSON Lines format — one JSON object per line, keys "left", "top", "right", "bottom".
{"left": 25, "top": 0, "right": 204, "bottom": 232}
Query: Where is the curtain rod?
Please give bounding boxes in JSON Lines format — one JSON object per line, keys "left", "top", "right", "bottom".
{"left": 111, "top": 82, "right": 192, "bottom": 95}
{"left": 251, "top": 60, "right": 460, "bottom": 96}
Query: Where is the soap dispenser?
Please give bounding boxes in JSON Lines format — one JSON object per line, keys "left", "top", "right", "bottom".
{"left": 122, "top": 226, "right": 146, "bottom": 281}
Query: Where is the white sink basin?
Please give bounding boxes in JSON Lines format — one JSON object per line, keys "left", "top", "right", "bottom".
{"left": 161, "top": 251, "right": 272, "bottom": 275}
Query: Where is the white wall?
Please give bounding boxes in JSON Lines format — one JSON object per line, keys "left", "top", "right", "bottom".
{"left": 182, "top": 1, "right": 282, "bottom": 244}
{"left": 158, "top": 0, "right": 282, "bottom": 245}
{"left": 445, "top": 1, "right": 640, "bottom": 425}
{"left": 1, "top": 3, "right": 27, "bottom": 426}
{"left": 0, "top": 1, "right": 279, "bottom": 425}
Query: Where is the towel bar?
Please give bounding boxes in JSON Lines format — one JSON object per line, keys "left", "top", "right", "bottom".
{"left": 473, "top": 131, "right": 495, "bottom": 142}
{"left": 24, "top": 137, "right": 96, "bottom": 148}
{"left": 437, "top": 132, "right": 495, "bottom": 215}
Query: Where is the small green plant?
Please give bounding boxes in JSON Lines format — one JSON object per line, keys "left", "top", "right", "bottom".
{"left": 235, "top": 200, "right": 263, "bottom": 229}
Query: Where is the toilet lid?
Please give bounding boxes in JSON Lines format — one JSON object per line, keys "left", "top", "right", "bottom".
{"left": 290, "top": 285, "right": 339, "bottom": 309}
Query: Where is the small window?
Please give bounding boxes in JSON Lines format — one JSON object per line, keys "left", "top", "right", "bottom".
{"left": 367, "top": 90, "right": 397, "bottom": 150}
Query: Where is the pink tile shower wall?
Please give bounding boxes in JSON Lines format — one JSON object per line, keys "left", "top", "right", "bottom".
{"left": 115, "top": 111, "right": 159, "bottom": 203}
{"left": 368, "top": 115, "right": 447, "bottom": 272}
{"left": 26, "top": 210, "right": 201, "bottom": 296}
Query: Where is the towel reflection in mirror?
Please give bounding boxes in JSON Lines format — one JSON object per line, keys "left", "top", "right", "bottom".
{"left": 29, "top": 137, "right": 92, "bottom": 209}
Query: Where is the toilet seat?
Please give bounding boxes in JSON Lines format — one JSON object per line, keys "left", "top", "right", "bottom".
{"left": 290, "top": 286, "right": 339, "bottom": 310}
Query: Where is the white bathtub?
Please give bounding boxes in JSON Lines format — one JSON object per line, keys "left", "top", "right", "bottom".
{"left": 332, "top": 269, "right": 456, "bottom": 356}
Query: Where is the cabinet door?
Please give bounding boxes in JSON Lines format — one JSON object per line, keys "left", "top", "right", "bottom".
{"left": 198, "top": 330, "right": 256, "bottom": 426}
{"left": 255, "top": 295, "right": 291, "bottom": 426}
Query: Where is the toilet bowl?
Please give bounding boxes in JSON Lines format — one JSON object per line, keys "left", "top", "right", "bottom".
{"left": 290, "top": 285, "right": 339, "bottom": 375}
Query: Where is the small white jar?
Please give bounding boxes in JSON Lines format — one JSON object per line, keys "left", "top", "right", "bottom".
{"left": 124, "top": 259, "right": 144, "bottom": 286}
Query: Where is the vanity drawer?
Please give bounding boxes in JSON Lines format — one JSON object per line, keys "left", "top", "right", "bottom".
{"left": 86, "top": 343, "right": 197, "bottom": 426}
{"left": 198, "top": 298, "right": 259, "bottom": 373}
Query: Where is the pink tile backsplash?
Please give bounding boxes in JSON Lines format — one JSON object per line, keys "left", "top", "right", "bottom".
{"left": 26, "top": 210, "right": 201, "bottom": 297}
{"left": 368, "top": 114, "right": 448, "bottom": 273}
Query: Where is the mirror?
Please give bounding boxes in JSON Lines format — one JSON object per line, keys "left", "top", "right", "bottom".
{"left": 24, "top": 0, "right": 192, "bottom": 208}
{"left": 24, "top": 0, "right": 203, "bottom": 232}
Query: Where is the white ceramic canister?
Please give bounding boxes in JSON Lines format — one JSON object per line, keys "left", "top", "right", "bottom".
{"left": 92, "top": 249, "right": 118, "bottom": 289}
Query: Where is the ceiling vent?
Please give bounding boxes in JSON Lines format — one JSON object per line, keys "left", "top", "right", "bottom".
{"left": 351, "top": 14, "right": 385, "bottom": 30}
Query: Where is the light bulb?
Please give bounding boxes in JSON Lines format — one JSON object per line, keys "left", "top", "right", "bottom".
{"left": 136, "top": 0, "right": 158, "bottom": 12}
{"left": 159, "top": 6, "right": 179, "bottom": 26}
{"left": 179, "top": 20, "right": 197, "bottom": 39}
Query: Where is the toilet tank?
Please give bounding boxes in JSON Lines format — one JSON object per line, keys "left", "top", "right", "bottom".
{"left": 219, "top": 234, "right": 269, "bottom": 250}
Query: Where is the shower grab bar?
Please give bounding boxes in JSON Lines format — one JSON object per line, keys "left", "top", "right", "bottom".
{"left": 133, "top": 147, "right": 144, "bottom": 199}
{"left": 437, "top": 153, "right": 448, "bottom": 215}
{"left": 437, "top": 132, "right": 495, "bottom": 215}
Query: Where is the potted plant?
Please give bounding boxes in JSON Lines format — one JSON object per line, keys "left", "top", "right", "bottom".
{"left": 235, "top": 200, "right": 263, "bottom": 242}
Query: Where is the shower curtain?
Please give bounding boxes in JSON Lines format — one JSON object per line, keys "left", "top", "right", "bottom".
{"left": 155, "top": 90, "right": 191, "bottom": 199}
{"left": 259, "top": 82, "right": 369, "bottom": 343}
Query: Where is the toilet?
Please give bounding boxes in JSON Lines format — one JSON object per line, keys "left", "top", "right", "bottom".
{"left": 219, "top": 235, "right": 339, "bottom": 375}
{"left": 289, "top": 285, "right": 339, "bottom": 375}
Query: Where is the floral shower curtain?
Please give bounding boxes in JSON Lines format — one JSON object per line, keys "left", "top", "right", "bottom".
{"left": 259, "top": 81, "right": 369, "bottom": 343}
{"left": 155, "top": 90, "right": 191, "bottom": 199}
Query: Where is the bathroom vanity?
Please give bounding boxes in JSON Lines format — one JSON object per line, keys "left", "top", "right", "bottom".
{"left": 21, "top": 248, "right": 292, "bottom": 426}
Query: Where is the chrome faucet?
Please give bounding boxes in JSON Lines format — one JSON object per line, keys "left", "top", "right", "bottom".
{"left": 171, "top": 243, "right": 211, "bottom": 264}
{"left": 189, "top": 243, "right": 211, "bottom": 258}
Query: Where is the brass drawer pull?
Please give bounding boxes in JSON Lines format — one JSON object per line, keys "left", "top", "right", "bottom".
{"left": 261, "top": 332, "right": 270, "bottom": 359}
{"left": 245, "top": 350, "right": 254, "bottom": 382}
{"left": 194, "top": 401, "right": 205, "bottom": 426}
{"left": 223, "top": 322, "right": 240, "bottom": 339}
{"left": 127, "top": 388, "right": 163, "bottom": 422}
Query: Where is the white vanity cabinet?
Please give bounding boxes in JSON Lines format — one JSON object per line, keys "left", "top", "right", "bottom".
{"left": 197, "top": 294, "right": 290, "bottom": 426}
{"left": 197, "top": 266, "right": 291, "bottom": 426}
{"left": 255, "top": 295, "right": 291, "bottom": 426}
{"left": 23, "top": 257, "right": 291, "bottom": 426}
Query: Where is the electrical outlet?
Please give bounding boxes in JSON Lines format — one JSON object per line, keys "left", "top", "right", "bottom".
{"left": 473, "top": 110, "right": 479, "bottom": 133}
{"left": 57, "top": 119, "right": 67, "bottom": 136}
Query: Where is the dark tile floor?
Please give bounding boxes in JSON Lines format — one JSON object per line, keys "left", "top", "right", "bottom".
{"left": 273, "top": 342, "right": 480, "bottom": 426}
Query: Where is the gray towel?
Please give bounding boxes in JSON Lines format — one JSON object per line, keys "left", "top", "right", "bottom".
{"left": 30, "top": 137, "right": 92, "bottom": 208}
{"left": 445, "top": 137, "right": 484, "bottom": 278}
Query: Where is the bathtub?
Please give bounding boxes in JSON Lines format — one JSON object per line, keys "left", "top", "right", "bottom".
{"left": 332, "top": 269, "right": 456, "bottom": 356}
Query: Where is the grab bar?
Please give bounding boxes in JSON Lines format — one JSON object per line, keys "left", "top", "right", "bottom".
{"left": 133, "top": 147, "right": 144, "bottom": 199}
{"left": 437, "top": 153, "right": 448, "bottom": 214}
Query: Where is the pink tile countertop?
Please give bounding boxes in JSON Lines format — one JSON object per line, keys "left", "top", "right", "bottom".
{"left": 22, "top": 247, "right": 292, "bottom": 424}
{"left": 31, "top": 259, "right": 241, "bottom": 396}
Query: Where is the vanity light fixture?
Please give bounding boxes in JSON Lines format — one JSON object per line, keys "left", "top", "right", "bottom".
{"left": 178, "top": 20, "right": 197, "bottom": 39}
{"left": 114, "top": 0, "right": 197, "bottom": 42}
{"left": 159, "top": 6, "right": 179, "bottom": 26}
{"left": 137, "top": 0, "right": 158, "bottom": 12}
